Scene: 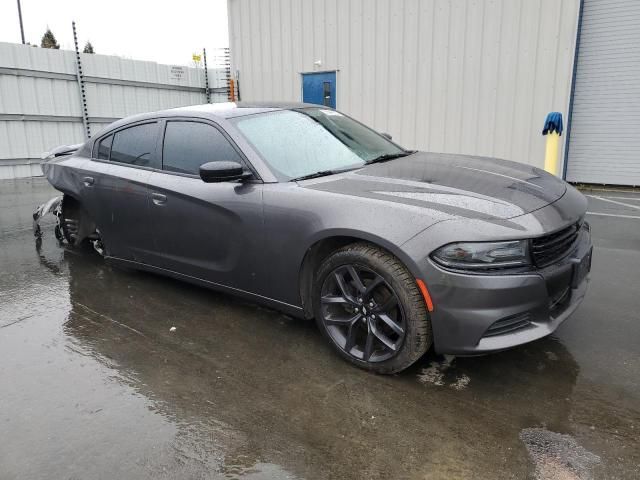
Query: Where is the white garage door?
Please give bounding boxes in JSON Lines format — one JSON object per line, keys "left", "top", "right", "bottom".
{"left": 566, "top": 0, "right": 640, "bottom": 186}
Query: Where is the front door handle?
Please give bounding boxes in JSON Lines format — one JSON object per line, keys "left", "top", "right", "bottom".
{"left": 151, "top": 193, "right": 167, "bottom": 205}
{"left": 83, "top": 176, "right": 95, "bottom": 186}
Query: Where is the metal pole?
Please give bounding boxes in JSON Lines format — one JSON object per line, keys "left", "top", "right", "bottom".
{"left": 223, "top": 47, "right": 232, "bottom": 101}
{"left": 202, "top": 48, "right": 211, "bottom": 104}
{"left": 562, "top": 0, "right": 585, "bottom": 180}
{"left": 72, "top": 21, "right": 91, "bottom": 139}
{"left": 235, "top": 70, "right": 241, "bottom": 102}
{"left": 16, "top": 0, "right": 26, "bottom": 44}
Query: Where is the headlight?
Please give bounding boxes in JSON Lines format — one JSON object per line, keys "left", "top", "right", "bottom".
{"left": 431, "top": 240, "right": 531, "bottom": 270}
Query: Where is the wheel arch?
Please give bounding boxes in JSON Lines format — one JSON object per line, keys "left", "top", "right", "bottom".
{"left": 59, "top": 192, "right": 98, "bottom": 246}
{"left": 298, "top": 230, "right": 422, "bottom": 319}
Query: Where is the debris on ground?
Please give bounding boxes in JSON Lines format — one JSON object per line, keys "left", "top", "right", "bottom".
{"left": 416, "top": 356, "right": 471, "bottom": 390}
{"left": 32, "top": 195, "right": 64, "bottom": 241}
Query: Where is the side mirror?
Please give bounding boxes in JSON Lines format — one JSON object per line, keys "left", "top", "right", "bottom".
{"left": 199, "top": 161, "right": 252, "bottom": 183}
{"left": 381, "top": 132, "right": 393, "bottom": 140}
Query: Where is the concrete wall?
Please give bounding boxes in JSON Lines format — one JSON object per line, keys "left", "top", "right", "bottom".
{"left": 228, "top": 0, "right": 580, "bottom": 170}
{"left": 0, "top": 42, "right": 229, "bottom": 179}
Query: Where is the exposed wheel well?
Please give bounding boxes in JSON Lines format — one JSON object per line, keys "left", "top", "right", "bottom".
{"left": 60, "top": 194, "right": 98, "bottom": 246}
{"left": 299, "top": 236, "right": 406, "bottom": 319}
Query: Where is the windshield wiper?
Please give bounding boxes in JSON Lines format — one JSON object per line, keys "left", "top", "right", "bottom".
{"left": 366, "top": 151, "right": 415, "bottom": 165}
{"left": 290, "top": 151, "right": 415, "bottom": 182}
{"left": 290, "top": 170, "right": 343, "bottom": 182}
{"left": 290, "top": 167, "right": 360, "bottom": 182}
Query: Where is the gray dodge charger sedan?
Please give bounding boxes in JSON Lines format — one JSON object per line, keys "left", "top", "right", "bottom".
{"left": 35, "top": 102, "right": 592, "bottom": 374}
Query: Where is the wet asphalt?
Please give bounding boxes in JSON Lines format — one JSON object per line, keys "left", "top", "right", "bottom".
{"left": 0, "top": 177, "right": 639, "bottom": 480}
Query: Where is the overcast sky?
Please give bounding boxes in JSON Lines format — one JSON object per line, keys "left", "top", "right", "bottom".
{"left": 0, "top": 0, "right": 229, "bottom": 66}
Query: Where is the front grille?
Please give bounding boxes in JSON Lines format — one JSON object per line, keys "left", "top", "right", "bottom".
{"left": 531, "top": 222, "right": 581, "bottom": 267}
{"left": 483, "top": 313, "right": 532, "bottom": 338}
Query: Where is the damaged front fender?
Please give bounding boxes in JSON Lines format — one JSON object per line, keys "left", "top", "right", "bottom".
{"left": 33, "top": 194, "right": 105, "bottom": 256}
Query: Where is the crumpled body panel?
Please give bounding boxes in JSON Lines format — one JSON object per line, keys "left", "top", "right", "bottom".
{"left": 33, "top": 195, "right": 63, "bottom": 241}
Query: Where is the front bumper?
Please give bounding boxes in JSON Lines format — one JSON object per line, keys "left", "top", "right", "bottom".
{"left": 425, "top": 226, "right": 592, "bottom": 355}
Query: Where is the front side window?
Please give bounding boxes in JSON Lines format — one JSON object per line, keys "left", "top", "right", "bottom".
{"left": 162, "top": 121, "right": 243, "bottom": 175}
{"left": 110, "top": 122, "right": 159, "bottom": 168}
{"left": 231, "top": 108, "right": 405, "bottom": 181}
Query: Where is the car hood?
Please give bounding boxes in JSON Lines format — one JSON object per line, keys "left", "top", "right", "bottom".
{"left": 302, "top": 152, "right": 567, "bottom": 220}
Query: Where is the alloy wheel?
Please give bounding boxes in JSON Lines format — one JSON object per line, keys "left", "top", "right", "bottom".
{"left": 320, "top": 264, "right": 406, "bottom": 363}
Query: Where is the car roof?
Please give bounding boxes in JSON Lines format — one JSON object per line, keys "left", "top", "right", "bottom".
{"left": 98, "top": 102, "right": 323, "bottom": 134}
{"left": 170, "top": 101, "right": 322, "bottom": 119}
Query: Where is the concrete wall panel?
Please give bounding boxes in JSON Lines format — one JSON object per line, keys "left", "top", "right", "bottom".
{"left": 0, "top": 41, "right": 229, "bottom": 178}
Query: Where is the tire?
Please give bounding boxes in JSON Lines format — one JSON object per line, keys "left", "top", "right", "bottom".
{"left": 313, "top": 242, "right": 432, "bottom": 374}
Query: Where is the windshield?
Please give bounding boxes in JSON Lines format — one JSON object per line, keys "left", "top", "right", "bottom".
{"left": 231, "top": 108, "right": 406, "bottom": 181}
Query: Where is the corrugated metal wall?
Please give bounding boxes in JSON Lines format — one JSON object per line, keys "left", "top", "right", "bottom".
{"left": 565, "top": 0, "right": 640, "bottom": 186}
{"left": 228, "top": 0, "right": 580, "bottom": 169}
{"left": 0, "top": 42, "right": 229, "bottom": 179}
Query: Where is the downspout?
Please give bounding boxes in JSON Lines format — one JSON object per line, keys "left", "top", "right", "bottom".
{"left": 562, "top": 0, "right": 585, "bottom": 180}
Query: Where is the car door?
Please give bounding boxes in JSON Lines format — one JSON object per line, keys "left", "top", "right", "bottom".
{"left": 146, "top": 119, "right": 264, "bottom": 292}
{"left": 93, "top": 121, "right": 160, "bottom": 263}
{"left": 73, "top": 135, "right": 113, "bottom": 239}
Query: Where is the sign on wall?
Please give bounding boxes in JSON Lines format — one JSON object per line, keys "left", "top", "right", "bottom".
{"left": 170, "top": 66, "right": 186, "bottom": 81}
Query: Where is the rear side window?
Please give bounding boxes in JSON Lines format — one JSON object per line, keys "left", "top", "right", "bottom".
{"left": 110, "top": 122, "right": 159, "bottom": 169}
{"left": 96, "top": 134, "right": 113, "bottom": 160}
{"left": 162, "top": 121, "right": 243, "bottom": 175}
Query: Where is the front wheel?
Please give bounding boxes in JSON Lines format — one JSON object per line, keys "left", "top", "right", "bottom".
{"left": 313, "top": 243, "right": 432, "bottom": 374}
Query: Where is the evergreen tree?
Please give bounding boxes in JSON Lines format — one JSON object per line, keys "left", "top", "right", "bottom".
{"left": 40, "top": 28, "right": 60, "bottom": 49}
{"left": 83, "top": 42, "right": 95, "bottom": 54}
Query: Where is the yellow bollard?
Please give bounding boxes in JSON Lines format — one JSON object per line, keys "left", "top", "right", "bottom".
{"left": 542, "top": 112, "right": 563, "bottom": 177}
{"left": 544, "top": 132, "right": 560, "bottom": 176}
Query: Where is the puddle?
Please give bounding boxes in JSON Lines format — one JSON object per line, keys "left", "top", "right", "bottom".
{"left": 520, "top": 428, "right": 601, "bottom": 480}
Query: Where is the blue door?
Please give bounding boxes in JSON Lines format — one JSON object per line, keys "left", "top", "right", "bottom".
{"left": 302, "top": 71, "right": 336, "bottom": 108}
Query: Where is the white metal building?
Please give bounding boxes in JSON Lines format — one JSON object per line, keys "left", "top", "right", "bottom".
{"left": 228, "top": 0, "right": 640, "bottom": 186}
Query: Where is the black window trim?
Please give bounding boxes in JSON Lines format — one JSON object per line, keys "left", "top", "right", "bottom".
{"left": 159, "top": 117, "right": 261, "bottom": 182}
{"left": 91, "top": 132, "right": 113, "bottom": 160}
{"left": 90, "top": 119, "right": 161, "bottom": 172}
{"left": 90, "top": 116, "right": 262, "bottom": 182}
{"left": 94, "top": 133, "right": 114, "bottom": 161}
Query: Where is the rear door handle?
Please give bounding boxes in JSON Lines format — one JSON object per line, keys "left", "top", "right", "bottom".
{"left": 151, "top": 193, "right": 167, "bottom": 205}
{"left": 83, "top": 176, "right": 95, "bottom": 186}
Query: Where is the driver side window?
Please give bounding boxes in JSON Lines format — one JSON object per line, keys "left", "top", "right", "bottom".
{"left": 110, "top": 122, "right": 159, "bottom": 169}
{"left": 162, "top": 121, "right": 243, "bottom": 175}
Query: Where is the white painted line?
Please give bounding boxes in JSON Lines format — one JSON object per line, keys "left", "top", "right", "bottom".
{"left": 579, "top": 188, "right": 640, "bottom": 194}
{"left": 586, "top": 211, "right": 640, "bottom": 220}
{"left": 600, "top": 196, "right": 640, "bottom": 202}
{"left": 586, "top": 195, "right": 640, "bottom": 211}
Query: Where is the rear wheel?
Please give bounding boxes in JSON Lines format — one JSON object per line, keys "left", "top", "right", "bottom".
{"left": 313, "top": 243, "right": 432, "bottom": 374}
